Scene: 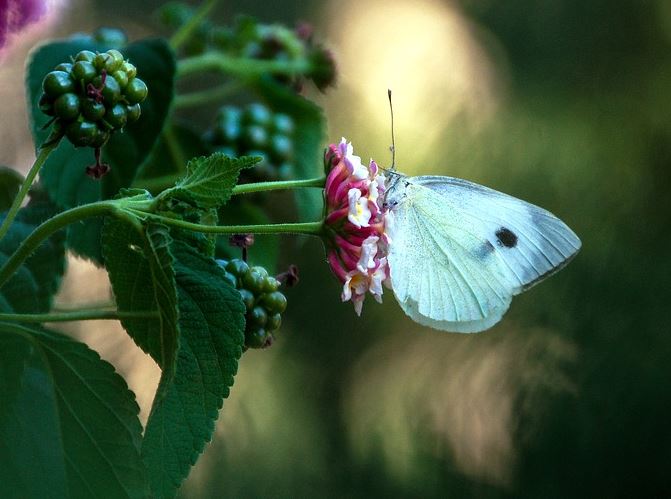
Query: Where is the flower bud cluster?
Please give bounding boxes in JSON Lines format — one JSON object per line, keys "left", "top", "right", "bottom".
{"left": 323, "top": 138, "right": 391, "bottom": 315}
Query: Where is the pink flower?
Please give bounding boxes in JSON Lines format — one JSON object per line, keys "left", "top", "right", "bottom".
{"left": 323, "top": 138, "right": 390, "bottom": 315}
{"left": 0, "top": 0, "right": 58, "bottom": 58}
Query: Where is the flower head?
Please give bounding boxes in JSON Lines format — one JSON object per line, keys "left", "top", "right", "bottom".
{"left": 323, "top": 138, "right": 390, "bottom": 315}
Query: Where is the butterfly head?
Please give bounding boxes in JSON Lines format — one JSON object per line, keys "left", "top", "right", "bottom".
{"left": 381, "top": 170, "right": 408, "bottom": 211}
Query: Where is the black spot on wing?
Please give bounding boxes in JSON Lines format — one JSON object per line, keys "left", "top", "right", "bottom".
{"left": 474, "top": 240, "right": 495, "bottom": 259}
{"left": 495, "top": 227, "right": 518, "bottom": 248}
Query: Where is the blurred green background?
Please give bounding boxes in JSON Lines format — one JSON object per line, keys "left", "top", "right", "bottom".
{"left": 5, "top": 0, "right": 671, "bottom": 497}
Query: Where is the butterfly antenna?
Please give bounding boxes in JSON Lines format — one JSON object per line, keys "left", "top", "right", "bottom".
{"left": 388, "top": 89, "right": 396, "bottom": 170}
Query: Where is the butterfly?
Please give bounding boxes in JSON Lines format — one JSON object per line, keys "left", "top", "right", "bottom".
{"left": 382, "top": 173, "right": 581, "bottom": 333}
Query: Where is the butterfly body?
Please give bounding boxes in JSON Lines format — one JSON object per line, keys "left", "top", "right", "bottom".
{"left": 384, "top": 174, "right": 581, "bottom": 333}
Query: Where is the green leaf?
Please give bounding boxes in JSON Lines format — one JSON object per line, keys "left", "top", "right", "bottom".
{"left": 0, "top": 167, "right": 24, "bottom": 212}
{"left": 26, "top": 37, "right": 176, "bottom": 263}
{"left": 159, "top": 153, "right": 260, "bottom": 210}
{"left": 142, "top": 239, "right": 245, "bottom": 498}
{"left": 254, "top": 77, "right": 326, "bottom": 221}
{"left": 0, "top": 202, "right": 66, "bottom": 313}
{"left": 102, "top": 218, "right": 179, "bottom": 377}
{"left": 0, "top": 323, "right": 150, "bottom": 499}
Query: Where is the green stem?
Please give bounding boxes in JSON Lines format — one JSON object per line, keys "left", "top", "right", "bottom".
{"left": 177, "top": 52, "right": 310, "bottom": 79}
{"left": 0, "top": 136, "right": 61, "bottom": 241}
{"left": 231, "top": 176, "right": 326, "bottom": 195}
{"left": 174, "top": 81, "right": 243, "bottom": 109}
{"left": 162, "top": 123, "right": 187, "bottom": 173}
{"left": 128, "top": 210, "right": 324, "bottom": 236}
{"left": 0, "top": 309, "right": 159, "bottom": 323}
{"left": 134, "top": 175, "right": 326, "bottom": 196}
{"left": 52, "top": 301, "right": 116, "bottom": 312}
{"left": 0, "top": 201, "right": 120, "bottom": 289}
{"left": 170, "top": 0, "right": 219, "bottom": 51}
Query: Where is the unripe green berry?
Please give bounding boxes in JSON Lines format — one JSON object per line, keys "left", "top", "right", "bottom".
{"left": 262, "top": 291, "right": 287, "bottom": 314}
{"left": 104, "top": 49, "right": 125, "bottom": 72}
{"left": 66, "top": 120, "right": 97, "bottom": 146}
{"left": 217, "top": 105, "right": 241, "bottom": 123}
{"left": 90, "top": 126, "right": 111, "bottom": 148}
{"left": 215, "top": 121, "right": 241, "bottom": 143}
{"left": 243, "top": 103, "right": 271, "bottom": 127}
{"left": 263, "top": 277, "right": 280, "bottom": 293}
{"left": 246, "top": 328, "right": 269, "bottom": 349}
{"left": 104, "top": 75, "right": 122, "bottom": 105}
{"left": 81, "top": 98, "right": 106, "bottom": 121}
{"left": 250, "top": 266, "right": 269, "bottom": 279}
{"left": 72, "top": 61, "right": 97, "bottom": 84}
{"left": 272, "top": 113, "right": 294, "bottom": 135}
{"left": 124, "top": 78, "right": 148, "bottom": 104}
{"left": 42, "top": 71, "right": 74, "bottom": 97}
{"left": 112, "top": 69, "right": 128, "bottom": 89}
{"left": 93, "top": 53, "right": 108, "bottom": 71}
{"left": 222, "top": 271, "right": 237, "bottom": 289}
{"left": 226, "top": 259, "right": 249, "bottom": 277}
{"left": 266, "top": 313, "right": 282, "bottom": 331}
{"left": 106, "top": 103, "right": 127, "bottom": 129}
{"left": 269, "top": 134, "right": 293, "bottom": 162}
{"left": 248, "top": 306, "right": 268, "bottom": 328}
{"left": 55, "top": 62, "right": 73, "bottom": 73}
{"left": 75, "top": 50, "right": 96, "bottom": 63}
{"left": 239, "top": 289, "right": 255, "bottom": 310}
{"left": 121, "top": 61, "right": 136, "bottom": 79}
{"left": 242, "top": 125, "right": 268, "bottom": 150}
{"left": 54, "top": 93, "right": 80, "bottom": 121}
{"left": 126, "top": 103, "right": 141, "bottom": 123}
{"left": 92, "top": 74, "right": 121, "bottom": 105}
{"left": 243, "top": 270, "right": 266, "bottom": 295}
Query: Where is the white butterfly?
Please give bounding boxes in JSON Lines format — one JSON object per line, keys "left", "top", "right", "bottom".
{"left": 383, "top": 173, "right": 581, "bottom": 333}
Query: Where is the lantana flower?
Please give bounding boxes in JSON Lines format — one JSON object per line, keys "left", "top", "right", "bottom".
{"left": 323, "top": 138, "right": 392, "bottom": 315}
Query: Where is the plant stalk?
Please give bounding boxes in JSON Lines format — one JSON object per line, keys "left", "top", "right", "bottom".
{"left": 0, "top": 136, "right": 61, "bottom": 241}
{"left": 0, "top": 201, "right": 120, "bottom": 289}
{"left": 128, "top": 210, "right": 324, "bottom": 236}
{"left": 177, "top": 52, "right": 310, "bottom": 79}
{"left": 231, "top": 176, "right": 326, "bottom": 195}
{"left": 170, "top": 0, "right": 219, "bottom": 50}
{"left": 174, "top": 81, "right": 243, "bottom": 109}
{"left": 0, "top": 309, "right": 159, "bottom": 323}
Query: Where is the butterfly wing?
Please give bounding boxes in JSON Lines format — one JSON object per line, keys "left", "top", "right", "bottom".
{"left": 387, "top": 175, "right": 581, "bottom": 332}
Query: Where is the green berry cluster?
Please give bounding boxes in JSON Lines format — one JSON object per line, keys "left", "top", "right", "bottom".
{"left": 217, "top": 258, "right": 287, "bottom": 349}
{"left": 218, "top": 17, "right": 336, "bottom": 91}
{"left": 39, "top": 49, "right": 148, "bottom": 148}
{"left": 205, "top": 103, "right": 296, "bottom": 182}
{"left": 157, "top": 4, "right": 336, "bottom": 90}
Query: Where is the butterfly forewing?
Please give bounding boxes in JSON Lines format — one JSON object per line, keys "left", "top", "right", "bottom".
{"left": 386, "top": 175, "right": 581, "bottom": 332}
